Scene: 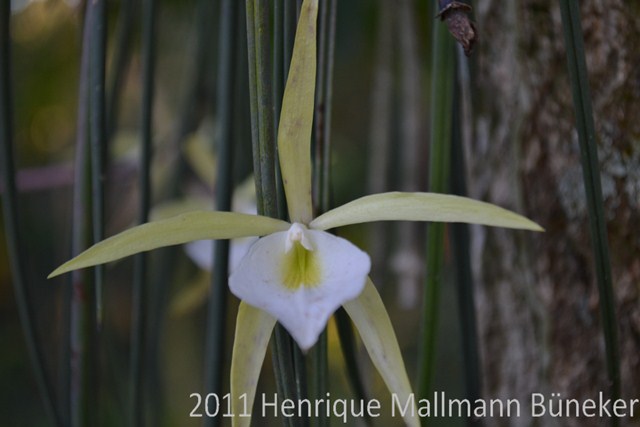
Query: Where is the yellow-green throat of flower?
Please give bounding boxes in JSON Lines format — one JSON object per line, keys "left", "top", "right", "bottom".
{"left": 281, "top": 223, "right": 321, "bottom": 289}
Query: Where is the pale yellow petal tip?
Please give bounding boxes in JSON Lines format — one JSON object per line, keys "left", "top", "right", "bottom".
{"left": 520, "top": 218, "right": 544, "bottom": 232}
{"left": 532, "top": 223, "right": 545, "bottom": 232}
{"left": 48, "top": 265, "right": 70, "bottom": 279}
{"left": 48, "top": 256, "right": 90, "bottom": 279}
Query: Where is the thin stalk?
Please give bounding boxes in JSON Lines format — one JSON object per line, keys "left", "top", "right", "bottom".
{"left": 283, "top": 0, "right": 297, "bottom": 81}
{"left": 335, "top": 308, "right": 372, "bottom": 426}
{"left": 313, "top": 0, "right": 336, "bottom": 213}
{"left": 367, "top": 0, "right": 393, "bottom": 282}
{"left": 558, "top": 1, "right": 620, "bottom": 420}
{"left": 89, "top": 0, "right": 107, "bottom": 329}
{"left": 320, "top": 0, "right": 336, "bottom": 212}
{"left": 274, "top": 0, "right": 283, "bottom": 126}
{"left": 248, "top": 0, "right": 283, "bottom": 415}
{"left": 130, "top": 0, "right": 156, "bottom": 425}
{"left": 245, "top": 0, "right": 263, "bottom": 205}
{"left": 107, "top": 0, "right": 136, "bottom": 140}
{"left": 68, "top": 6, "right": 95, "bottom": 426}
{"left": 249, "top": 1, "right": 306, "bottom": 424}
{"left": 273, "top": 0, "right": 287, "bottom": 218}
{"left": 0, "top": 4, "right": 62, "bottom": 425}
{"left": 272, "top": 328, "right": 297, "bottom": 427}
{"left": 450, "top": 66, "right": 483, "bottom": 427}
{"left": 308, "top": 330, "right": 327, "bottom": 427}
{"left": 418, "top": 2, "right": 455, "bottom": 404}
{"left": 394, "top": 0, "right": 423, "bottom": 311}
{"left": 69, "top": 154, "right": 94, "bottom": 427}
{"left": 87, "top": 0, "right": 107, "bottom": 422}
{"left": 202, "top": 1, "right": 238, "bottom": 426}
{"left": 145, "top": 1, "right": 216, "bottom": 424}
{"left": 309, "top": 1, "right": 337, "bottom": 425}
{"left": 254, "top": 0, "right": 277, "bottom": 214}
{"left": 293, "top": 348, "right": 309, "bottom": 427}
{"left": 266, "top": 2, "right": 300, "bottom": 425}
{"left": 313, "top": 0, "right": 328, "bottom": 205}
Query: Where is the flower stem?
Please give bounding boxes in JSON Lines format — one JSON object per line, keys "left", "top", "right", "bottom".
{"left": 450, "top": 61, "right": 484, "bottom": 426}
{"left": 68, "top": 6, "right": 96, "bottom": 426}
{"left": 89, "top": 0, "right": 107, "bottom": 330}
{"left": 418, "top": 1, "right": 455, "bottom": 404}
{"left": 335, "top": 308, "right": 371, "bottom": 425}
{"left": 88, "top": 0, "right": 107, "bottom": 422}
{"left": 106, "top": 0, "right": 136, "bottom": 140}
{"left": 248, "top": 1, "right": 300, "bottom": 425}
{"left": 0, "top": 3, "right": 62, "bottom": 425}
{"left": 130, "top": 0, "right": 156, "bottom": 424}
{"left": 203, "top": 1, "right": 238, "bottom": 426}
{"left": 559, "top": 1, "right": 620, "bottom": 422}
{"left": 246, "top": 0, "right": 264, "bottom": 206}
{"left": 309, "top": 1, "right": 337, "bottom": 425}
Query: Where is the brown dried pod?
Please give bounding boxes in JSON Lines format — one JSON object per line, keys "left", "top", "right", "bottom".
{"left": 437, "top": 1, "right": 478, "bottom": 56}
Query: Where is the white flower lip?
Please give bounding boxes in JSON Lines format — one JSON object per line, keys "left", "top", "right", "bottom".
{"left": 229, "top": 223, "right": 371, "bottom": 351}
{"left": 285, "top": 222, "right": 314, "bottom": 252}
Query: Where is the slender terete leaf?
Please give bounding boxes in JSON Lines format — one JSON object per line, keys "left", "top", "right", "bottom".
{"left": 68, "top": 6, "right": 96, "bottom": 426}
{"left": 106, "top": 0, "right": 136, "bottom": 138}
{"left": 130, "top": 0, "right": 157, "bottom": 424}
{"left": 559, "top": 0, "right": 619, "bottom": 415}
{"left": 334, "top": 308, "right": 371, "bottom": 426}
{"left": 204, "top": 1, "right": 238, "bottom": 426}
{"left": 146, "top": 1, "right": 217, "bottom": 423}
{"left": 451, "top": 55, "right": 484, "bottom": 426}
{"left": 89, "top": 0, "right": 107, "bottom": 325}
{"left": 264, "top": 1, "right": 302, "bottom": 422}
{"left": 254, "top": 0, "right": 277, "bottom": 216}
{"left": 0, "top": 3, "right": 62, "bottom": 425}
{"left": 308, "top": 1, "right": 337, "bottom": 425}
{"left": 419, "top": 7, "right": 455, "bottom": 402}
{"left": 245, "top": 0, "right": 263, "bottom": 205}
{"left": 49, "top": 212, "right": 290, "bottom": 277}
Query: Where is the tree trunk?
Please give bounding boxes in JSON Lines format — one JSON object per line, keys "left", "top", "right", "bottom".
{"left": 467, "top": 1, "right": 640, "bottom": 426}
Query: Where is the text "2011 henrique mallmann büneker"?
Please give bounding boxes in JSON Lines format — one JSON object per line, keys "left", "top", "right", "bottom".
{"left": 257, "top": 391, "right": 640, "bottom": 422}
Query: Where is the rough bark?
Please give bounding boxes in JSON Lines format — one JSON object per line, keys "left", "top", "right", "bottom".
{"left": 467, "top": 1, "right": 640, "bottom": 426}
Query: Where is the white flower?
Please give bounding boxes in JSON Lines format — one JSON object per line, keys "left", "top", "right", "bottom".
{"left": 229, "top": 223, "right": 370, "bottom": 350}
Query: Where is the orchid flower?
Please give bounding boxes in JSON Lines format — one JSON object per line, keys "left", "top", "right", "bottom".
{"left": 49, "top": 1, "right": 542, "bottom": 425}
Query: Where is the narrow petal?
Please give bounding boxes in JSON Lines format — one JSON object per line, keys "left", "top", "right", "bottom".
{"left": 310, "top": 191, "right": 544, "bottom": 231}
{"left": 229, "top": 224, "right": 370, "bottom": 351}
{"left": 230, "top": 302, "right": 276, "bottom": 427}
{"left": 277, "top": 0, "right": 319, "bottom": 224}
{"left": 48, "top": 211, "right": 290, "bottom": 278}
{"left": 343, "top": 278, "right": 419, "bottom": 427}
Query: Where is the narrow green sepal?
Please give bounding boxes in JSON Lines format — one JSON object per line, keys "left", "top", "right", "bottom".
{"left": 311, "top": 192, "right": 544, "bottom": 232}
{"left": 277, "top": 0, "right": 319, "bottom": 224}
{"left": 49, "top": 211, "right": 289, "bottom": 278}
{"left": 230, "top": 302, "right": 276, "bottom": 427}
{"left": 343, "top": 278, "right": 419, "bottom": 427}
